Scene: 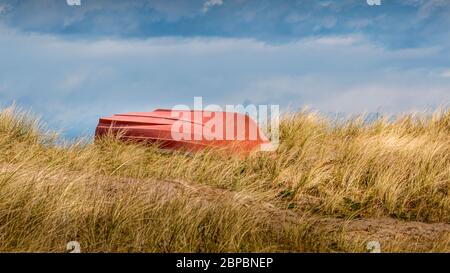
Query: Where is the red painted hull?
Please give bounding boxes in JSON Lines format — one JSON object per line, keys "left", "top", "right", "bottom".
{"left": 95, "top": 109, "right": 271, "bottom": 153}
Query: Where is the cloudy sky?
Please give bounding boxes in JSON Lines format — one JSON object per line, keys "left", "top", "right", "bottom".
{"left": 0, "top": 0, "right": 449, "bottom": 138}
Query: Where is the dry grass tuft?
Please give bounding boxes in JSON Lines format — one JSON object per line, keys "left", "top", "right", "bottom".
{"left": 0, "top": 105, "right": 449, "bottom": 252}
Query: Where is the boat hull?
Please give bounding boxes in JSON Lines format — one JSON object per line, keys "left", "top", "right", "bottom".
{"left": 95, "top": 109, "right": 271, "bottom": 153}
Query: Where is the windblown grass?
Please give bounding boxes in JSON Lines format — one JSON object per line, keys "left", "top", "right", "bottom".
{"left": 0, "top": 105, "right": 449, "bottom": 252}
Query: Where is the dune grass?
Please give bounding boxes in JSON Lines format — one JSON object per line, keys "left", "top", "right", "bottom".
{"left": 0, "top": 105, "right": 449, "bottom": 252}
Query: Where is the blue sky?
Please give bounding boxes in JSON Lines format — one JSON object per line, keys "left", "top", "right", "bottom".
{"left": 0, "top": 0, "right": 449, "bottom": 138}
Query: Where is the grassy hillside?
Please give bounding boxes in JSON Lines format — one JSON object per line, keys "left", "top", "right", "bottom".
{"left": 0, "top": 105, "right": 449, "bottom": 252}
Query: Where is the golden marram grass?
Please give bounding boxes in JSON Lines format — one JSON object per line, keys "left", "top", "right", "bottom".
{"left": 0, "top": 105, "right": 449, "bottom": 252}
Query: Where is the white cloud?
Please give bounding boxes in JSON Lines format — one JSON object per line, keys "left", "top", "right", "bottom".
{"left": 316, "top": 84, "right": 450, "bottom": 114}
{"left": 440, "top": 69, "right": 450, "bottom": 78}
{"left": 236, "top": 74, "right": 450, "bottom": 114}
{"left": 59, "top": 72, "right": 89, "bottom": 92}
{"left": 0, "top": 4, "right": 9, "bottom": 14}
{"left": 0, "top": 25, "right": 449, "bottom": 137}
{"left": 313, "top": 16, "right": 337, "bottom": 31}
{"left": 285, "top": 12, "right": 309, "bottom": 24}
{"left": 304, "top": 35, "right": 361, "bottom": 46}
{"left": 202, "top": 0, "right": 223, "bottom": 13}
{"left": 417, "top": 0, "right": 448, "bottom": 19}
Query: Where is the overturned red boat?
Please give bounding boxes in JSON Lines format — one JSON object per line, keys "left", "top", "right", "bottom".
{"left": 95, "top": 109, "right": 272, "bottom": 153}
